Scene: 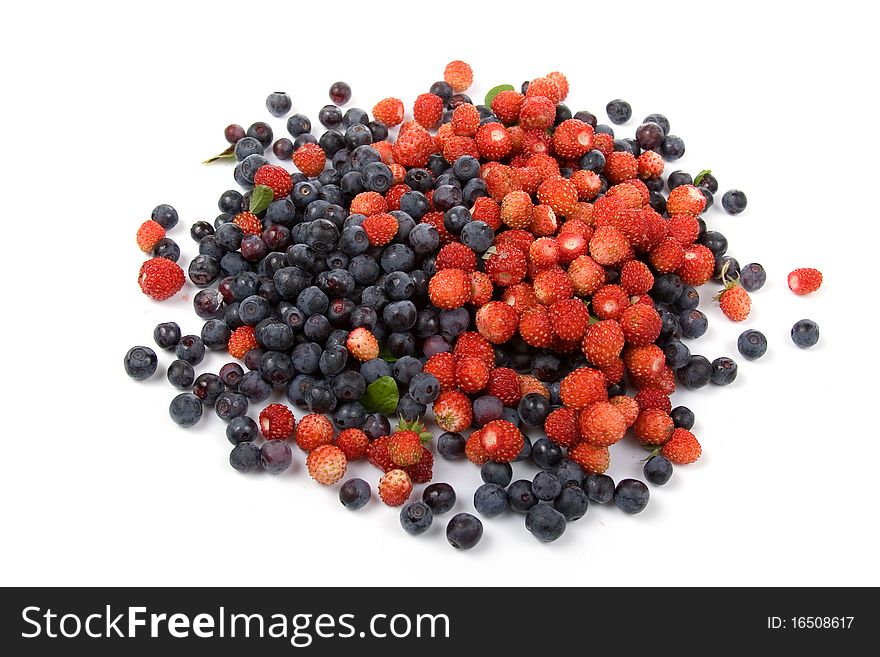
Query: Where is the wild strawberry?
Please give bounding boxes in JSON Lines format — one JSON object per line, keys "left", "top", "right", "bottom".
{"left": 523, "top": 134, "right": 554, "bottom": 162}
{"left": 569, "top": 169, "right": 602, "bottom": 201}
{"left": 254, "top": 164, "right": 293, "bottom": 199}
{"left": 619, "top": 304, "right": 662, "bottom": 346}
{"left": 649, "top": 237, "right": 686, "bottom": 273}
{"left": 537, "top": 177, "right": 578, "bottom": 216}
{"left": 544, "top": 407, "right": 580, "bottom": 448}
{"left": 350, "top": 191, "right": 388, "bottom": 216}
{"left": 392, "top": 123, "right": 436, "bottom": 167}
{"left": 471, "top": 197, "right": 502, "bottom": 231}
{"left": 567, "top": 256, "right": 605, "bottom": 296}
{"left": 604, "top": 151, "right": 638, "bottom": 184}
{"left": 475, "top": 301, "right": 519, "bottom": 344}
{"left": 666, "top": 184, "right": 706, "bottom": 216}
{"left": 487, "top": 367, "right": 522, "bottom": 407}
{"left": 592, "top": 132, "right": 614, "bottom": 158}
{"left": 306, "top": 445, "right": 347, "bottom": 485}
{"left": 589, "top": 225, "right": 630, "bottom": 266}
{"left": 555, "top": 231, "right": 589, "bottom": 266}
{"left": 232, "top": 211, "right": 262, "bottom": 236}
{"left": 295, "top": 414, "right": 334, "bottom": 452}
{"left": 259, "top": 403, "right": 295, "bottom": 440}
{"left": 591, "top": 284, "right": 630, "bottom": 321}
{"left": 661, "top": 428, "right": 702, "bottom": 464}
{"left": 652, "top": 364, "right": 677, "bottom": 395}
{"left": 453, "top": 331, "right": 495, "bottom": 369}
{"left": 518, "top": 306, "right": 555, "bottom": 348}
{"left": 549, "top": 298, "right": 590, "bottom": 342}
{"left": 468, "top": 271, "right": 493, "bottom": 307}
{"left": 384, "top": 183, "right": 410, "bottom": 210}
{"left": 788, "top": 268, "right": 823, "bottom": 295}
{"left": 637, "top": 150, "right": 664, "bottom": 179}
{"left": 485, "top": 245, "right": 527, "bottom": 287}
{"left": 483, "top": 164, "right": 519, "bottom": 201}
{"left": 716, "top": 280, "right": 751, "bottom": 321}
{"left": 633, "top": 408, "right": 674, "bottom": 446}
{"left": 413, "top": 92, "right": 444, "bottom": 129}
{"left": 634, "top": 387, "right": 672, "bottom": 412}
{"left": 465, "top": 431, "right": 490, "bottom": 464}
{"left": 528, "top": 237, "right": 560, "bottom": 270}
{"left": 455, "top": 356, "right": 491, "bottom": 394}
{"left": 444, "top": 60, "right": 473, "bottom": 92}
{"left": 372, "top": 97, "right": 405, "bottom": 127}
{"left": 136, "top": 219, "right": 166, "bottom": 252}
{"left": 378, "top": 469, "right": 413, "bottom": 506}
{"left": 227, "top": 325, "right": 258, "bottom": 359}
{"left": 500, "top": 190, "right": 534, "bottom": 229}
{"left": 533, "top": 268, "right": 574, "bottom": 305}
{"left": 677, "top": 244, "right": 715, "bottom": 286}
{"left": 545, "top": 71, "right": 569, "bottom": 99}
{"left": 138, "top": 257, "right": 184, "bottom": 300}
{"left": 666, "top": 214, "right": 700, "bottom": 246}
{"left": 609, "top": 395, "right": 640, "bottom": 427}
{"left": 335, "top": 428, "right": 369, "bottom": 461}
{"left": 620, "top": 260, "right": 655, "bottom": 295}
{"left": 434, "top": 122, "right": 455, "bottom": 150}
{"left": 600, "top": 357, "right": 626, "bottom": 385}
{"left": 579, "top": 401, "right": 627, "bottom": 446}
{"left": 559, "top": 367, "right": 608, "bottom": 410}
{"left": 475, "top": 122, "right": 512, "bottom": 160}
{"left": 525, "top": 76, "right": 562, "bottom": 103}
{"left": 491, "top": 90, "right": 525, "bottom": 124}
{"left": 495, "top": 228, "right": 533, "bottom": 254}
{"left": 519, "top": 96, "right": 556, "bottom": 131}
{"left": 362, "top": 212, "right": 398, "bottom": 246}
{"left": 436, "top": 242, "right": 476, "bottom": 272}
{"left": 529, "top": 204, "right": 559, "bottom": 236}
{"left": 372, "top": 140, "right": 394, "bottom": 164}
{"left": 292, "top": 143, "right": 326, "bottom": 177}
{"left": 404, "top": 446, "right": 434, "bottom": 483}
{"left": 517, "top": 374, "right": 550, "bottom": 399}
{"left": 346, "top": 327, "right": 379, "bottom": 362}
{"left": 569, "top": 443, "right": 610, "bottom": 474}
{"left": 451, "top": 103, "right": 480, "bottom": 137}
{"left": 502, "top": 282, "right": 540, "bottom": 316}
{"left": 388, "top": 430, "right": 424, "bottom": 467}
{"left": 428, "top": 268, "right": 471, "bottom": 309}
{"left": 367, "top": 436, "right": 395, "bottom": 472}
{"left": 552, "top": 119, "right": 595, "bottom": 159}
{"left": 443, "top": 135, "right": 480, "bottom": 163}
{"left": 623, "top": 345, "right": 666, "bottom": 383}
{"left": 424, "top": 352, "right": 457, "bottom": 392}
{"left": 581, "top": 320, "right": 625, "bottom": 368}
{"left": 433, "top": 390, "right": 472, "bottom": 433}
{"left": 479, "top": 420, "right": 524, "bottom": 463}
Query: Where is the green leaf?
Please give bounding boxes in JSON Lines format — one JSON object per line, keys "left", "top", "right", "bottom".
{"left": 484, "top": 84, "right": 514, "bottom": 108}
{"left": 694, "top": 169, "right": 712, "bottom": 186}
{"left": 249, "top": 185, "right": 274, "bottom": 214}
{"left": 379, "top": 346, "right": 398, "bottom": 363}
{"left": 360, "top": 376, "right": 400, "bottom": 415}
{"left": 202, "top": 145, "right": 235, "bottom": 164}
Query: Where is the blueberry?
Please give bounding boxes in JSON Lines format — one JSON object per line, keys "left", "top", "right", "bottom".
{"left": 260, "top": 440, "right": 292, "bottom": 474}
{"left": 174, "top": 335, "right": 205, "bottom": 366}
{"left": 333, "top": 401, "right": 366, "bottom": 430}
{"left": 408, "top": 372, "right": 441, "bottom": 405}
{"left": 696, "top": 171, "right": 719, "bottom": 193}
{"left": 304, "top": 313, "right": 332, "bottom": 343}
{"left": 473, "top": 395, "right": 504, "bottom": 428}
{"left": 462, "top": 178, "right": 488, "bottom": 206}
{"left": 348, "top": 254, "right": 380, "bottom": 285}
{"left": 605, "top": 99, "right": 632, "bottom": 124}
{"left": 531, "top": 438, "right": 563, "bottom": 470}
{"left": 215, "top": 391, "right": 248, "bottom": 423}
{"left": 318, "top": 104, "right": 342, "bottom": 129}
{"left": 419, "top": 483, "right": 455, "bottom": 516}
{"left": 644, "top": 455, "right": 673, "bottom": 486}
{"left": 554, "top": 486, "right": 589, "bottom": 521}
{"left": 332, "top": 371, "right": 366, "bottom": 402}
{"left": 339, "top": 225, "right": 369, "bottom": 256}
{"left": 151, "top": 203, "right": 179, "bottom": 230}
{"left": 363, "top": 413, "right": 391, "bottom": 440}
{"left": 700, "top": 231, "right": 728, "bottom": 258}
{"left": 306, "top": 381, "right": 337, "bottom": 414}
{"left": 460, "top": 220, "right": 494, "bottom": 253}
{"left": 345, "top": 123, "right": 373, "bottom": 151}
{"left": 226, "top": 416, "right": 258, "bottom": 446}
{"left": 201, "top": 319, "right": 231, "bottom": 351}
{"left": 446, "top": 513, "right": 483, "bottom": 550}
{"left": 679, "top": 309, "right": 708, "bottom": 340}
{"left": 652, "top": 274, "right": 684, "bottom": 305}
{"left": 791, "top": 319, "right": 819, "bottom": 348}
{"left": 518, "top": 392, "right": 549, "bottom": 427}
{"left": 677, "top": 355, "right": 713, "bottom": 389}
{"left": 659, "top": 309, "right": 681, "bottom": 342}
{"left": 515, "top": 435, "right": 532, "bottom": 462}
{"left": 169, "top": 393, "right": 202, "bottom": 427}
{"left": 722, "top": 189, "right": 748, "bottom": 215}
{"left": 614, "top": 479, "right": 650, "bottom": 514}
{"left": 526, "top": 504, "right": 566, "bottom": 542}
{"left": 663, "top": 339, "right": 691, "bottom": 370}
{"left": 584, "top": 474, "right": 615, "bottom": 504}
{"left": 238, "top": 371, "right": 272, "bottom": 403}
{"left": 714, "top": 255, "right": 740, "bottom": 283}
{"left": 553, "top": 460, "right": 586, "bottom": 488}
{"left": 673, "top": 286, "right": 700, "bottom": 315}
{"left": 711, "top": 357, "right": 738, "bottom": 385}
{"left": 258, "top": 322, "right": 294, "bottom": 352}
{"left": 272, "top": 138, "right": 294, "bottom": 160}
{"left": 438, "top": 432, "right": 466, "bottom": 460}
{"left": 473, "top": 483, "right": 508, "bottom": 518}
{"left": 507, "top": 480, "right": 538, "bottom": 514}
{"left": 327, "top": 80, "right": 351, "bottom": 105}
{"left": 340, "top": 478, "right": 371, "bottom": 510}
{"left": 660, "top": 135, "right": 685, "bottom": 160}
{"left": 153, "top": 238, "right": 180, "bottom": 262}
{"left": 578, "top": 149, "right": 606, "bottom": 173}
{"left": 613, "top": 138, "right": 638, "bottom": 156}
{"left": 229, "top": 442, "right": 261, "bottom": 473}
{"left": 649, "top": 191, "right": 667, "bottom": 214}
{"left": 442, "top": 206, "right": 471, "bottom": 235}
{"left": 240, "top": 153, "right": 269, "bottom": 184}
{"left": 190, "top": 221, "right": 214, "bottom": 242}
{"left": 400, "top": 501, "right": 434, "bottom": 536}
{"left": 343, "top": 107, "right": 369, "bottom": 127}
{"left": 219, "top": 362, "right": 244, "bottom": 388}
{"left": 667, "top": 171, "right": 693, "bottom": 192}
{"left": 296, "top": 286, "right": 329, "bottom": 316}
{"left": 503, "top": 408, "right": 523, "bottom": 430}
{"left": 124, "top": 346, "right": 157, "bottom": 380}
{"left": 286, "top": 374, "right": 315, "bottom": 408}
{"left": 635, "top": 122, "right": 665, "bottom": 150}
{"left": 481, "top": 461, "right": 513, "bottom": 487}
{"left": 386, "top": 357, "right": 418, "bottom": 386}
{"left": 740, "top": 263, "right": 767, "bottom": 292}
{"left": 188, "top": 255, "right": 221, "bottom": 287}
{"left": 408, "top": 225, "right": 439, "bottom": 259}
{"left": 167, "top": 359, "right": 195, "bottom": 389}
{"left": 438, "top": 307, "right": 469, "bottom": 339}
{"left": 381, "top": 243, "right": 416, "bottom": 274}
{"left": 243, "top": 349, "right": 265, "bottom": 373}
{"left": 192, "top": 373, "right": 224, "bottom": 406}
{"left": 247, "top": 121, "right": 273, "bottom": 148}
{"left": 432, "top": 185, "right": 462, "bottom": 213}
{"left": 532, "top": 471, "right": 563, "bottom": 502}
{"left": 234, "top": 136, "right": 263, "bottom": 161}
{"left": 383, "top": 300, "right": 417, "bottom": 332}
{"left": 573, "top": 110, "right": 598, "bottom": 127}
{"left": 736, "top": 329, "right": 767, "bottom": 360}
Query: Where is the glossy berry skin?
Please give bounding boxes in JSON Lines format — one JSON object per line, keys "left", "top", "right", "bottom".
{"left": 740, "top": 263, "right": 766, "bottom": 292}
{"left": 215, "top": 392, "right": 249, "bottom": 422}
{"left": 605, "top": 99, "right": 632, "bottom": 124}
{"left": 526, "top": 504, "right": 567, "bottom": 542}
{"left": 260, "top": 440, "right": 292, "bottom": 474}
{"left": 474, "top": 483, "right": 508, "bottom": 518}
{"left": 446, "top": 513, "right": 483, "bottom": 550}
{"left": 124, "top": 346, "right": 157, "bottom": 380}
{"left": 737, "top": 329, "right": 768, "bottom": 360}
{"left": 229, "top": 442, "right": 261, "bottom": 472}
{"left": 635, "top": 122, "right": 664, "bottom": 150}
{"left": 660, "top": 135, "right": 685, "bottom": 160}
{"left": 677, "top": 355, "right": 713, "bottom": 389}
{"left": 437, "top": 432, "right": 466, "bottom": 460}
{"left": 339, "top": 478, "right": 371, "bottom": 510}
{"left": 644, "top": 455, "right": 673, "bottom": 486}
{"left": 169, "top": 393, "right": 202, "bottom": 427}
{"left": 663, "top": 339, "right": 691, "bottom": 370}
{"left": 167, "top": 359, "right": 195, "bottom": 389}
{"left": 151, "top": 204, "right": 179, "bottom": 230}
{"left": 584, "top": 474, "right": 615, "bottom": 504}
{"left": 481, "top": 461, "right": 513, "bottom": 487}
{"left": 422, "top": 483, "right": 456, "bottom": 515}
{"left": 670, "top": 406, "right": 695, "bottom": 430}
{"left": 329, "top": 81, "right": 352, "bottom": 105}
{"left": 400, "top": 501, "right": 434, "bottom": 536}
{"left": 791, "top": 319, "right": 819, "bottom": 348}
{"left": 721, "top": 189, "right": 748, "bottom": 215}
{"left": 531, "top": 438, "right": 563, "bottom": 470}
{"left": 711, "top": 357, "right": 738, "bottom": 385}
{"left": 473, "top": 395, "right": 504, "bottom": 428}
{"left": 614, "top": 479, "right": 650, "bottom": 514}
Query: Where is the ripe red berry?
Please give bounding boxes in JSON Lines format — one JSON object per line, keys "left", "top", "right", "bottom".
{"left": 295, "top": 414, "right": 334, "bottom": 452}
{"left": 362, "top": 212, "right": 398, "bottom": 246}
{"left": 428, "top": 268, "right": 471, "bottom": 310}
{"left": 787, "top": 268, "right": 823, "bottom": 295}
{"left": 444, "top": 60, "right": 473, "bottom": 92}
{"left": 307, "top": 445, "right": 347, "bottom": 485}
{"left": 413, "top": 93, "right": 444, "bottom": 129}
{"left": 259, "top": 403, "right": 296, "bottom": 440}
{"left": 479, "top": 420, "right": 524, "bottom": 463}
{"left": 378, "top": 469, "right": 413, "bottom": 506}
{"left": 346, "top": 327, "right": 379, "bottom": 362}
{"left": 475, "top": 301, "right": 519, "bottom": 344}
{"left": 136, "top": 220, "right": 166, "bottom": 253}
{"left": 138, "top": 257, "right": 185, "bottom": 300}
{"left": 292, "top": 143, "right": 326, "bottom": 177}
{"left": 254, "top": 164, "right": 293, "bottom": 199}
{"left": 372, "top": 97, "right": 405, "bottom": 127}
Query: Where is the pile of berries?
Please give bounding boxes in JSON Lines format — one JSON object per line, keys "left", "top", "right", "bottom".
{"left": 124, "top": 62, "right": 824, "bottom": 549}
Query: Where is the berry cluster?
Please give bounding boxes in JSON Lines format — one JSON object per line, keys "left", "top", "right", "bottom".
{"left": 124, "top": 62, "right": 825, "bottom": 549}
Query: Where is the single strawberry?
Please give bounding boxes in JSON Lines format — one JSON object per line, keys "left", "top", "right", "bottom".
{"left": 378, "top": 469, "right": 413, "bottom": 506}
{"left": 424, "top": 352, "right": 457, "bottom": 392}
{"left": 544, "top": 407, "right": 580, "bottom": 448}
{"left": 637, "top": 150, "right": 664, "bottom": 179}
{"left": 335, "top": 428, "right": 370, "bottom": 461}
{"left": 552, "top": 119, "right": 594, "bottom": 159}
{"left": 549, "top": 298, "right": 590, "bottom": 342}
{"left": 532, "top": 268, "right": 574, "bottom": 305}
{"left": 483, "top": 164, "right": 519, "bottom": 201}
{"left": 233, "top": 211, "right": 262, "bottom": 236}
{"left": 649, "top": 237, "right": 686, "bottom": 273}
{"left": 453, "top": 331, "right": 496, "bottom": 369}
{"left": 476, "top": 301, "right": 519, "bottom": 344}
{"left": 442, "top": 135, "right": 480, "bottom": 163}
{"left": 350, "top": 191, "right": 388, "bottom": 216}
{"left": 227, "top": 325, "right": 258, "bottom": 359}
{"left": 633, "top": 408, "right": 675, "bottom": 446}
{"left": 474, "top": 122, "right": 512, "bottom": 160}
{"left": 136, "top": 220, "right": 166, "bottom": 252}
{"left": 362, "top": 212, "right": 398, "bottom": 246}
{"left": 623, "top": 344, "right": 666, "bottom": 383}
{"left": 479, "top": 419, "right": 524, "bottom": 463}
{"left": 716, "top": 280, "right": 751, "bottom": 322}
{"left": 455, "top": 356, "right": 491, "bottom": 394}
{"left": 384, "top": 183, "right": 410, "bottom": 210}
{"left": 500, "top": 190, "right": 534, "bottom": 229}
{"left": 788, "top": 268, "right": 823, "bottom": 295}
{"left": 483, "top": 368, "right": 519, "bottom": 408}
{"left": 537, "top": 177, "right": 579, "bottom": 216}
{"left": 388, "top": 430, "right": 424, "bottom": 467}
{"left": 582, "top": 320, "right": 625, "bottom": 368}
{"left": 259, "top": 403, "right": 296, "bottom": 440}
{"left": 451, "top": 103, "right": 480, "bottom": 136}
{"left": 403, "top": 446, "right": 434, "bottom": 484}
{"left": 485, "top": 245, "right": 527, "bottom": 287}
{"left": 138, "top": 257, "right": 184, "bottom": 300}
{"left": 661, "top": 428, "right": 702, "bottom": 464}
{"left": 412, "top": 93, "right": 444, "bottom": 129}
{"left": 491, "top": 90, "right": 525, "bottom": 125}
{"left": 619, "top": 304, "right": 662, "bottom": 346}
{"left": 501, "top": 283, "right": 540, "bottom": 316}
{"left": 589, "top": 225, "right": 630, "bottom": 266}
{"left": 436, "top": 242, "right": 477, "bottom": 272}
{"left": 428, "top": 268, "right": 471, "bottom": 309}
{"left": 634, "top": 387, "right": 672, "bottom": 413}
{"left": 567, "top": 255, "right": 606, "bottom": 296}
{"left": 604, "top": 151, "right": 638, "bottom": 184}
{"left": 546, "top": 71, "right": 569, "bottom": 99}
{"left": 254, "top": 164, "right": 293, "bottom": 199}
{"left": 600, "top": 357, "right": 626, "bottom": 385}
{"left": 444, "top": 60, "right": 473, "bottom": 92}
{"left": 494, "top": 228, "right": 533, "bottom": 254}
{"left": 471, "top": 197, "right": 502, "bottom": 231}
{"left": 372, "top": 97, "right": 405, "bottom": 127}
{"left": 392, "top": 123, "right": 436, "bottom": 167}
{"left": 579, "top": 401, "right": 627, "bottom": 446}
{"left": 295, "top": 414, "right": 334, "bottom": 452}
{"left": 620, "top": 260, "right": 655, "bottom": 295}
{"left": 518, "top": 306, "right": 555, "bottom": 349}
{"left": 432, "top": 391, "right": 473, "bottom": 433}
{"left": 569, "top": 442, "right": 610, "bottom": 474}
{"left": 608, "top": 395, "right": 640, "bottom": 427}
{"left": 556, "top": 231, "right": 590, "bottom": 266}
{"left": 517, "top": 374, "right": 550, "bottom": 400}
{"left": 373, "top": 141, "right": 395, "bottom": 165}
{"left": 569, "top": 169, "right": 602, "bottom": 201}
{"left": 465, "top": 431, "right": 490, "bottom": 464}
{"left": 468, "top": 271, "right": 493, "bottom": 307}
{"left": 559, "top": 367, "right": 608, "bottom": 410}
{"left": 292, "top": 143, "right": 326, "bottom": 177}
{"left": 666, "top": 184, "right": 706, "bottom": 216}
{"left": 528, "top": 237, "right": 560, "bottom": 270}
{"left": 525, "top": 76, "right": 562, "bottom": 103}
{"left": 529, "top": 204, "right": 559, "bottom": 236}
{"left": 421, "top": 211, "right": 454, "bottom": 246}
{"left": 367, "top": 436, "right": 395, "bottom": 472}
{"left": 519, "top": 95, "right": 556, "bottom": 131}
{"left": 676, "top": 244, "right": 715, "bottom": 286}
{"left": 346, "top": 327, "right": 379, "bottom": 362}
{"left": 306, "top": 445, "right": 347, "bottom": 485}
{"left": 591, "top": 284, "right": 630, "bottom": 321}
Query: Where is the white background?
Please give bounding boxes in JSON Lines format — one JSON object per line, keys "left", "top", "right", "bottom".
{"left": 1, "top": 0, "right": 877, "bottom": 587}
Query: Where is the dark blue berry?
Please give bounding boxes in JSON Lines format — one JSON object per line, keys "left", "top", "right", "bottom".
{"left": 363, "top": 413, "right": 391, "bottom": 440}
{"left": 667, "top": 170, "right": 693, "bottom": 191}
{"left": 526, "top": 504, "right": 566, "bottom": 542}
{"left": 532, "top": 471, "right": 562, "bottom": 501}
{"left": 329, "top": 81, "right": 351, "bottom": 105}
{"left": 169, "top": 393, "right": 202, "bottom": 427}
{"left": 643, "top": 113, "right": 670, "bottom": 135}
{"left": 507, "top": 480, "right": 538, "bottom": 513}
{"left": 273, "top": 138, "right": 294, "bottom": 160}
{"left": 652, "top": 274, "right": 683, "bottom": 305}
{"left": 408, "top": 372, "right": 441, "bottom": 405}
{"left": 481, "top": 461, "right": 513, "bottom": 487}
{"left": 167, "top": 359, "right": 195, "bottom": 389}
{"left": 791, "top": 319, "right": 819, "bottom": 348}
{"left": 247, "top": 121, "right": 273, "bottom": 148}
{"left": 696, "top": 172, "right": 719, "bottom": 193}
{"left": 188, "top": 255, "right": 221, "bottom": 287}
{"left": 190, "top": 221, "right": 214, "bottom": 242}
{"left": 261, "top": 440, "right": 292, "bottom": 474}
{"left": 229, "top": 442, "right": 261, "bottom": 473}
{"left": 400, "top": 501, "right": 433, "bottom": 536}
{"left": 635, "top": 122, "right": 664, "bottom": 150}
{"left": 740, "top": 263, "right": 766, "bottom": 292}
{"left": 518, "top": 393, "right": 549, "bottom": 427}
{"left": 151, "top": 203, "right": 179, "bottom": 230}
{"left": 700, "top": 231, "right": 728, "bottom": 258}
{"left": 234, "top": 137, "right": 263, "bottom": 161}
{"left": 578, "top": 149, "right": 605, "bottom": 173}
{"left": 679, "top": 309, "right": 708, "bottom": 340}
{"left": 437, "top": 432, "right": 466, "bottom": 460}
{"left": 677, "top": 355, "right": 713, "bottom": 389}
{"left": 343, "top": 107, "right": 369, "bottom": 127}
{"left": 473, "top": 483, "right": 508, "bottom": 518}
{"left": 318, "top": 104, "right": 342, "bottom": 129}
{"left": 422, "top": 483, "right": 456, "bottom": 515}
{"left": 660, "top": 135, "right": 685, "bottom": 160}
{"left": 553, "top": 459, "right": 586, "bottom": 488}
{"left": 219, "top": 362, "right": 244, "bottom": 389}
{"left": 340, "top": 478, "right": 371, "bottom": 510}
{"left": 644, "top": 456, "right": 673, "bottom": 486}
{"left": 460, "top": 220, "right": 494, "bottom": 253}
{"left": 721, "top": 190, "right": 747, "bottom": 215}
{"left": 584, "top": 474, "right": 615, "bottom": 504}
{"left": 286, "top": 374, "right": 315, "bottom": 408}
{"left": 122, "top": 345, "right": 158, "bottom": 381}
{"left": 391, "top": 356, "right": 422, "bottom": 384}
{"left": 711, "top": 357, "right": 738, "bottom": 385}
{"left": 605, "top": 99, "right": 632, "bottom": 124}
{"left": 554, "top": 486, "right": 589, "bottom": 521}
{"left": 531, "top": 438, "right": 563, "bottom": 470}
{"left": 671, "top": 406, "right": 694, "bottom": 430}
{"left": 438, "top": 307, "right": 469, "bottom": 339}
{"left": 442, "top": 205, "right": 471, "bottom": 235}
{"left": 333, "top": 401, "right": 366, "bottom": 430}
{"left": 175, "top": 335, "right": 205, "bottom": 366}
{"left": 472, "top": 395, "right": 504, "bottom": 428}
{"left": 737, "top": 329, "right": 768, "bottom": 360}
{"left": 446, "top": 513, "right": 483, "bottom": 550}
{"left": 226, "top": 416, "right": 258, "bottom": 445}
{"left": 614, "top": 479, "right": 650, "bottom": 514}
{"left": 332, "top": 371, "right": 366, "bottom": 402}
{"left": 238, "top": 371, "right": 272, "bottom": 403}
{"left": 714, "top": 255, "right": 740, "bottom": 283}
{"left": 192, "top": 373, "right": 224, "bottom": 405}
{"left": 153, "top": 238, "right": 180, "bottom": 262}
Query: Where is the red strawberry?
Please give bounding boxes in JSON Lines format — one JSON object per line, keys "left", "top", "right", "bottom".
{"left": 544, "top": 407, "right": 580, "bottom": 448}
{"left": 555, "top": 230, "right": 590, "bottom": 265}
{"left": 475, "top": 301, "right": 519, "bottom": 344}
{"left": 609, "top": 395, "right": 640, "bottom": 427}
{"left": 436, "top": 242, "right": 477, "bottom": 272}
{"left": 549, "top": 298, "right": 590, "bottom": 342}
{"left": 442, "top": 135, "right": 480, "bottom": 163}
{"left": 623, "top": 345, "right": 666, "bottom": 383}
{"left": 479, "top": 420, "right": 524, "bottom": 463}
{"left": 589, "top": 225, "right": 630, "bottom": 266}
{"left": 292, "top": 143, "right": 326, "bottom": 177}
{"left": 619, "top": 304, "right": 662, "bottom": 346}
{"left": 378, "top": 469, "right": 413, "bottom": 506}
{"left": 335, "top": 428, "right": 369, "bottom": 461}
{"left": 468, "top": 271, "right": 493, "bottom": 307}
{"left": 569, "top": 443, "right": 610, "bottom": 474}
{"left": 254, "top": 164, "right": 293, "bottom": 199}
{"left": 633, "top": 408, "right": 675, "bottom": 446}
{"left": 362, "top": 212, "right": 398, "bottom": 246}
{"left": 788, "top": 268, "right": 823, "bottom": 295}
{"left": 295, "top": 414, "right": 334, "bottom": 452}
{"left": 136, "top": 220, "right": 166, "bottom": 252}
{"left": 604, "top": 151, "right": 638, "bottom": 184}
{"left": 475, "top": 122, "right": 512, "bottom": 160}
{"left": 490, "top": 90, "right": 525, "bottom": 125}
{"left": 350, "top": 191, "right": 388, "bottom": 216}
{"left": 455, "top": 356, "right": 491, "bottom": 394}
{"left": 472, "top": 197, "right": 502, "bottom": 231}
{"left": 233, "top": 211, "right": 262, "bottom": 236}
{"left": 487, "top": 367, "right": 522, "bottom": 407}
{"left": 519, "top": 95, "right": 556, "bottom": 131}
{"left": 676, "top": 244, "right": 715, "bottom": 286}
{"left": 346, "top": 327, "right": 379, "bottom": 362}
{"left": 421, "top": 211, "right": 454, "bottom": 246}
{"left": 649, "top": 237, "right": 686, "bottom": 273}
{"left": 227, "top": 325, "right": 258, "bottom": 359}
{"left": 529, "top": 204, "right": 559, "bottom": 236}
{"left": 403, "top": 446, "right": 434, "bottom": 484}
{"left": 306, "top": 445, "right": 347, "bottom": 485}
{"left": 412, "top": 92, "right": 444, "bottom": 128}
{"left": 552, "top": 119, "right": 594, "bottom": 158}
{"left": 661, "top": 428, "right": 702, "bottom": 464}
{"left": 637, "top": 151, "right": 664, "bottom": 179}
{"left": 384, "top": 183, "right": 410, "bottom": 210}
{"left": 500, "top": 190, "right": 534, "bottom": 229}
{"left": 366, "top": 436, "right": 394, "bottom": 472}
{"left": 546, "top": 71, "right": 569, "bottom": 99}
{"left": 392, "top": 122, "right": 436, "bottom": 167}
{"left": 620, "top": 260, "right": 655, "bottom": 295}
{"left": 579, "top": 401, "right": 627, "bottom": 446}
{"left": 432, "top": 391, "right": 473, "bottom": 433}
{"left": 424, "top": 352, "right": 457, "bottom": 392}
{"left": 634, "top": 387, "right": 672, "bottom": 413}
{"left": 559, "top": 367, "right": 608, "bottom": 410}
{"left": 452, "top": 103, "right": 480, "bottom": 136}
{"left": 569, "top": 169, "right": 602, "bottom": 201}
{"left": 444, "top": 60, "right": 473, "bottom": 92}
{"left": 453, "top": 332, "right": 495, "bottom": 369}
{"left": 666, "top": 184, "right": 706, "bottom": 216}
{"left": 666, "top": 214, "right": 700, "bottom": 246}
{"left": 428, "top": 268, "right": 471, "bottom": 309}
{"left": 537, "top": 177, "right": 578, "bottom": 216}
{"left": 485, "top": 245, "right": 527, "bottom": 287}
{"left": 372, "top": 97, "right": 405, "bottom": 127}
{"left": 525, "top": 76, "right": 562, "bottom": 103}
{"left": 388, "top": 430, "right": 424, "bottom": 467}
{"left": 591, "top": 284, "right": 630, "bottom": 321}
{"left": 138, "top": 257, "right": 184, "bottom": 300}
{"left": 581, "top": 320, "right": 625, "bottom": 368}
{"left": 465, "top": 431, "right": 490, "bottom": 464}
{"left": 567, "top": 255, "right": 606, "bottom": 296}
{"left": 716, "top": 281, "right": 751, "bottom": 322}
{"left": 532, "top": 268, "right": 574, "bottom": 305}
{"left": 518, "top": 374, "right": 550, "bottom": 400}
{"left": 600, "top": 357, "right": 626, "bottom": 385}
{"left": 259, "top": 403, "right": 296, "bottom": 440}
{"left": 528, "top": 237, "right": 561, "bottom": 270}
{"left": 495, "top": 228, "right": 533, "bottom": 254}
{"left": 501, "top": 283, "right": 540, "bottom": 316}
